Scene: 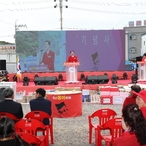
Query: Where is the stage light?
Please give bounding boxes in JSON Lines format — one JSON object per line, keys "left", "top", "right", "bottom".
{"left": 34, "top": 74, "right": 39, "bottom": 78}
{"left": 123, "top": 72, "right": 128, "bottom": 80}
{"left": 111, "top": 74, "right": 118, "bottom": 84}
{"left": 13, "top": 75, "right": 17, "bottom": 82}
{"left": 104, "top": 73, "right": 108, "bottom": 76}
{"left": 23, "top": 76, "right": 30, "bottom": 86}
{"left": 131, "top": 74, "right": 138, "bottom": 83}
{"left": 58, "top": 74, "right": 63, "bottom": 81}
{"left": 80, "top": 74, "right": 85, "bottom": 81}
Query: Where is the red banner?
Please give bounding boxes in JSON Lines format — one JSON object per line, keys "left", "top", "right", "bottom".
{"left": 47, "top": 92, "right": 82, "bottom": 118}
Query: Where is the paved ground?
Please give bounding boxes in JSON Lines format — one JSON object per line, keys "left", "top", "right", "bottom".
{"left": 21, "top": 102, "right": 122, "bottom": 146}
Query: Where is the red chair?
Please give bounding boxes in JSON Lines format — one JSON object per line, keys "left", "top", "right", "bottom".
{"left": 95, "top": 118, "right": 123, "bottom": 146}
{"left": 0, "top": 112, "right": 19, "bottom": 121}
{"left": 17, "top": 132, "right": 42, "bottom": 146}
{"left": 25, "top": 111, "right": 54, "bottom": 144}
{"left": 15, "top": 118, "right": 49, "bottom": 146}
{"left": 88, "top": 109, "right": 117, "bottom": 144}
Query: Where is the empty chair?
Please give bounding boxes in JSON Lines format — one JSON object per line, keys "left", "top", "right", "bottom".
{"left": 25, "top": 111, "right": 54, "bottom": 144}
{"left": 15, "top": 118, "right": 49, "bottom": 146}
{"left": 88, "top": 108, "right": 117, "bottom": 144}
{"left": 95, "top": 118, "right": 123, "bottom": 146}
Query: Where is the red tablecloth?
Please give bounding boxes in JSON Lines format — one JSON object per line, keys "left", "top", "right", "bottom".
{"left": 47, "top": 91, "right": 82, "bottom": 118}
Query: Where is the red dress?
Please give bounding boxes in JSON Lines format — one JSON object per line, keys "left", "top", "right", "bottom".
{"left": 67, "top": 56, "right": 78, "bottom": 62}
{"left": 113, "top": 131, "right": 145, "bottom": 146}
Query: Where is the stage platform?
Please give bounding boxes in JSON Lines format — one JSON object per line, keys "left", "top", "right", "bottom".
{"left": 12, "top": 70, "right": 137, "bottom": 94}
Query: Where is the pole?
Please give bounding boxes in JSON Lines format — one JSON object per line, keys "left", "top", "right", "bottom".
{"left": 59, "top": 0, "right": 63, "bottom": 30}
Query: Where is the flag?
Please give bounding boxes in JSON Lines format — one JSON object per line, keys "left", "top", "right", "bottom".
{"left": 16, "top": 61, "right": 22, "bottom": 80}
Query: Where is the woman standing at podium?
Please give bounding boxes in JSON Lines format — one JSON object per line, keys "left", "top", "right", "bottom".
{"left": 67, "top": 50, "right": 78, "bottom": 62}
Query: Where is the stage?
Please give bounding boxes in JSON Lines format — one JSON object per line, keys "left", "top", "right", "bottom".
{"left": 13, "top": 70, "right": 137, "bottom": 94}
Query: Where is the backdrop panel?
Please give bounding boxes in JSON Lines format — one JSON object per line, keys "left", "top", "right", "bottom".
{"left": 16, "top": 30, "right": 125, "bottom": 72}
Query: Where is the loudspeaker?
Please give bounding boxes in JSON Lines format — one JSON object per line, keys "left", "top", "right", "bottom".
{"left": 86, "top": 76, "right": 99, "bottom": 84}
{"left": 98, "top": 75, "right": 109, "bottom": 84}
{"left": 34, "top": 76, "right": 58, "bottom": 85}
{"left": 0, "top": 60, "right": 6, "bottom": 70}
{"left": 44, "top": 76, "right": 58, "bottom": 85}
{"left": 34, "top": 77, "right": 45, "bottom": 85}
{"left": 86, "top": 75, "right": 109, "bottom": 84}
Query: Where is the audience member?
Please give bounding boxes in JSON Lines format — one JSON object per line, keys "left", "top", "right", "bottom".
{"left": 0, "top": 117, "right": 30, "bottom": 146}
{"left": 0, "top": 88, "right": 23, "bottom": 119}
{"left": 132, "top": 90, "right": 146, "bottom": 118}
{"left": 113, "top": 104, "right": 146, "bottom": 146}
{"left": 123, "top": 85, "right": 141, "bottom": 108}
{"left": 29, "top": 88, "right": 52, "bottom": 125}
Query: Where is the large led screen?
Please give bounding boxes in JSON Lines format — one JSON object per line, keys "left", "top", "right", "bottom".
{"left": 16, "top": 30, "right": 125, "bottom": 72}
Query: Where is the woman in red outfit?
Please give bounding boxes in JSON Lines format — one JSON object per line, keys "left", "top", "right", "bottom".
{"left": 67, "top": 50, "right": 78, "bottom": 62}
{"left": 122, "top": 85, "right": 141, "bottom": 108}
{"left": 113, "top": 104, "right": 146, "bottom": 146}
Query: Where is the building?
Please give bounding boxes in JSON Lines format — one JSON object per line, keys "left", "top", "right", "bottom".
{"left": 0, "top": 41, "right": 17, "bottom": 73}
{"left": 124, "top": 23, "right": 146, "bottom": 61}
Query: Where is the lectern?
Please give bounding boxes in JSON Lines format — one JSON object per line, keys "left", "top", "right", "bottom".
{"left": 64, "top": 62, "right": 80, "bottom": 83}
{"left": 137, "top": 61, "right": 146, "bottom": 81}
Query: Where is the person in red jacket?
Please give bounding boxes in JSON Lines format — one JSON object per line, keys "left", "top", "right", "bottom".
{"left": 40, "top": 41, "right": 55, "bottom": 71}
{"left": 142, "top": 53, "right": 146, "bottom": 62}
{"left": 67, "top": 50, "right": 78, "bottom": 62}
{"left": 122, "top": 85, "right": 141, "bottom": 108}
{"left": 132, "top": 89, "right": 146, "bottom": 118}
{"left": 113, "top": 104, "right": 146, "bottom": 146}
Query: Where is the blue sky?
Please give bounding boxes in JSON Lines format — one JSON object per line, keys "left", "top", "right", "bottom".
{"left": 0, "top": 0, "right": 146, "bottom": 43}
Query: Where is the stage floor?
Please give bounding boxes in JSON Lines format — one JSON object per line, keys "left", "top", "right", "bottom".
{"left": 14, "top": 70, "right": 138, "bottom": 94}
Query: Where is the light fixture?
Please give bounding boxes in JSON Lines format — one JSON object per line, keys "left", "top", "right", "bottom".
{"left": 58, "top": 74, "right": 63, "bottom": 81}
{"left": 23, "top": 76, "right": 30, "bottom": 86}
{"left": 13, "top": 75, "right": 17, "bottom": 82}
{"left": 111, "top": 74, "right": 118, "bottom": 84}
{"left": 80, "top": 74, "right": 85, "bottom": 81}
{"left": 131, "top": 74, "right": 138, "bottom": 84}
{"left": 123, "top": 72, "right": 128, "bottom": 80}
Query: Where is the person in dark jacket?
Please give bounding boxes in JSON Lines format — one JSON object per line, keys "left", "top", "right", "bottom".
{"left": 0, "top": 88, "right": 23, "bottom": 119}
{"left": 29, "top": 88, "right": 52, "bottom": 125}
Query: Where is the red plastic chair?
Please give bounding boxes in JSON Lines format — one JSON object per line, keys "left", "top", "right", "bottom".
{"left": 15, "top": 118, "right": 49, "bottom": 146}
{"left": 25, "top": 111, "right": 54, "bottom": 144}
{"left": 88, "top": 109, "right": 117, "bottom": 144}
{"left": 17, "top": 132, "right": 42, "bottom": 146}
{"left": 95, "top": 118, "right": 123, "bottom": 146}
{"left": 0, "top": 112, "right": 19, "bottom": 121}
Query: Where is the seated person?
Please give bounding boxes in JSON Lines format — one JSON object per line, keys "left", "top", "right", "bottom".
{"left": 0, "top": 117, "right": 30, "bottom": 146}
{"left": 113, "top": 104, "right": 146, "bottom": 146}
{"left": 122, "top": 85, "right": 141, "bottom": 108}
{"left": 29, "top": 88, "right": 52, "bottom": 125}
{"left": 0, "top": 88, "right": 23, "bottom": 119}
{"left": 133, "top": 90, "right": 146, "bottom": 118}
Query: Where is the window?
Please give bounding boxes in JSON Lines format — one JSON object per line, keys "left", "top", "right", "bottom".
{"left": 129, "top": 47, "right": 137, "bottom": 54}
{"left": 129, "top": 35, "right": 137, "bottom": 40}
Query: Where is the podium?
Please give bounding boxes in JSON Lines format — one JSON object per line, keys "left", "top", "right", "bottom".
{"left": 137, "top": 61, "right": 146, "bottom": 81}
{"left": 64, "top": 62, "right": 80, "bottom": 83}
